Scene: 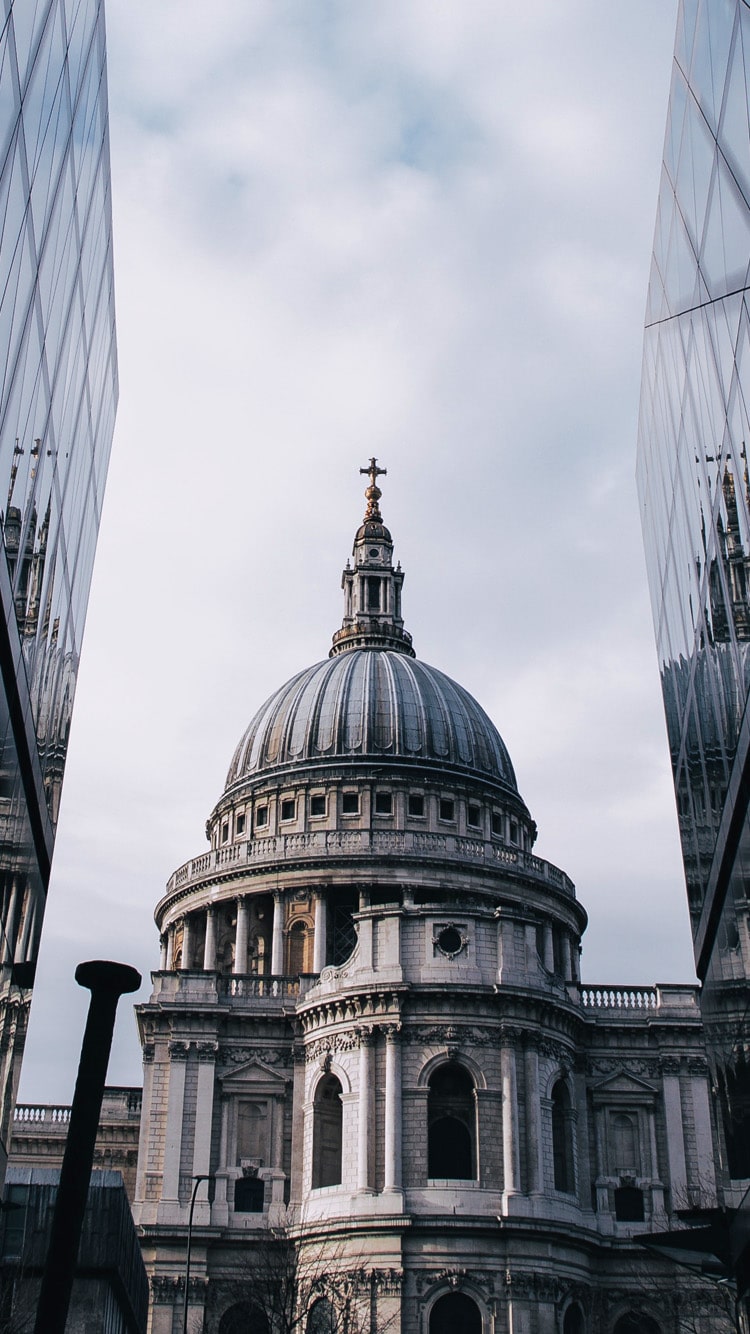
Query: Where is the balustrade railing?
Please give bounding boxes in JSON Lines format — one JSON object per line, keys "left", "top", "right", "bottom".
{"left": 580, "top": 986, "right": 658, "bottom": 1011}
{"left": 164, "top": 829, "right": 574, "bottom": 900}
{"left": 14, "top": 1104, "right": 71, "bottom": 1125}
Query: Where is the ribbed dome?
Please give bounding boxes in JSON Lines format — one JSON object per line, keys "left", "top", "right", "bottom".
{"left": 225, "top": 650, "right": 518, "bottom": 792}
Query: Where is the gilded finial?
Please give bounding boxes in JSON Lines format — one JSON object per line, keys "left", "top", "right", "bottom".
{"left": 360, "top": 457, "right": 386, "bottom": 522}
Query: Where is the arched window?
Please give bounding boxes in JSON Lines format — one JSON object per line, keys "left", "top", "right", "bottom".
{"left": 613, "top": 1316, "right": 661, "bottom": 1334}
{"left": 563, "top": 1303, "right": 585, "bottom": 1334}
{"left": 312, "top": 1074, "right": 343, "bottom": 1187}
{"left": 429, "top": 1293, "right": 481, "bottom": 1334}
{"left": 219, "top": 1303, "right": 269, "bottom": 1334}
{"left": 612, "top": 1113, "right": 638, "bottom": 1173}
{"left": 614, "top": 1185, "right": 644, "bottom": 1222}
{"left": 287, "top": 920, "right": 310, "bottom": 975}
{"left": 307, "top": 1298, "right": 336, "bottom": 1334}
{"left": 552, "top": 1079, "right": 575, "bottom": 1194}
{"left": 428, "top": 1063, "right": 476, "bottom": 1179}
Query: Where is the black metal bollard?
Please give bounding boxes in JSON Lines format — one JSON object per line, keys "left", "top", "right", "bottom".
{"left": 33, "top": 960, "right": 141, "bottom": 1334}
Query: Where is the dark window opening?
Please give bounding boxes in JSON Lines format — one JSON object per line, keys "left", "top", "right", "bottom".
{"left": 367, "top": 576, "right": 381, "bottom": 610}
{"left": 234, "top": 1176, "right": 265, "bottom": 1212}
{"left": 221, "top": 822, "right": 229, "bottom": 844}
{"left": 510, "top": 820, "right": 519, "bottom": 844}
{"left": 614, "top": 1185, "right": 644, "bottom": 1222}
{"left": 491, "top": 811, "right": 504, "bottom": 837}
{"left": 281, "top": 799, "right": 295, "bottom": 821}
{"left": 429, "top": 1293, "right": 481, "bottom": 1334}
{"left": 312, "top": 1074, "right": 343, "bottom": 1187}
{"left": 408, "top": 793, "right": 425, "bottom": 817}
{"left": 428, "top": 1063, "right": 476, "bottom": 1179}
{"left": 255, "top": 806, "right": 268, "bottom": 829}
{"left": 310, "top": 794, "right": 326, "bottom": 817}
{"left": 235, "top": 813, "right": 245, "bottom": 835}
{"left": 552, "top": 927, "right": 565, "bottom": 975}
{"left": 467, "top": 804, "right": 481, "bottom": 828}
{"left": 342, "top": 792, "right": 359, "bottom": 815}
{"left": 552, "top": 1080, "right": 574, "bottom": 1193}
{"left": 439, "top": 798, "right": 455, "bottom": 822}
{"left": 375, "top": 791, "right": 392, "bottom": 815}
{"left": 436, "top": 926, "right": 463, "bottom": 956}
{"left": 330, "top": 892, "right": 358, "bottom": 965}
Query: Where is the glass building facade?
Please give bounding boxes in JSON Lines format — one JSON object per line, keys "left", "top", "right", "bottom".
{"left": 0, "top": 0, "right": 117, "bottom": 1176}
{"left": 637, "top": 0, "right": 750, "bottom": 1219}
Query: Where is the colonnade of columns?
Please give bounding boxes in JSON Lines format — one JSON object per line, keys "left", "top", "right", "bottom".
{"left": 159, "top": 889, "right": 328, "bottom": 975}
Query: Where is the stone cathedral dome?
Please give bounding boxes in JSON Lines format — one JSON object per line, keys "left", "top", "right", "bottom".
{"left": 225, "top": 652, "right": 518, "bottom": 793}
{"left": 224, "top": 459, "right": 519, "bottom": 800}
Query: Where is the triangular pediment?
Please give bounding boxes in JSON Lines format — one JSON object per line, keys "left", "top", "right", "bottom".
{"left": 590, "top": 1069, "right": 658, "bottom": 1098}
{"left": 219, "top": 1056, "right": 289, "bottom": 1092}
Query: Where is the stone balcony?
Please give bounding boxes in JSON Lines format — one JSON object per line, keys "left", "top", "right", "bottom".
{"left": 159, "top": 829, "right": 575, "bottom": 911}
{"left": 580, "top": 984, "right": 701, "bottom": 1017}
{"left": 149, "top": 970, "right": 317, "bottom": 1010}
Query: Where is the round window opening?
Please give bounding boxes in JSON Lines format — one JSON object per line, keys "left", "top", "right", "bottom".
{"left": 369, "top": 547, "right": 380, "bottom": 557}
{"left": 437, "top": 926, "right": 464, "bottom": 956}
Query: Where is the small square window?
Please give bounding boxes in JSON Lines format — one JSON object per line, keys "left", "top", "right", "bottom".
{"left": 255, "top": 806, "right": 268, "bottom": 829}
{"left": 281, "top": 799, "right": 296, "bottom": 822}
{"left": 408, "top": 793, "right": 425, "bottom": 817}
{"left": 510, "top": 821, "right": 519, "bottom": 844}
{"left": 236, "top": 813, "right": 246, "bottom": 835}
{"left": 439, "top": 799, "right": 455, "bottom": 823}
{"left": 491, "top": 812, "right": 503, "bottom": 837}
{"left": 221, "top": 822, "right": 229, "bottom": 844}
{"left": 375, "top": 792, "right": 392, "bottom": 815}
{"left": 467, "top": 804, "right": 480, "bottom": 828}
{"left": 342, "top": 792, "right": 359, "bottom": 815}
{"left": 310, "top": 794, "right": 326, "bottom": 817}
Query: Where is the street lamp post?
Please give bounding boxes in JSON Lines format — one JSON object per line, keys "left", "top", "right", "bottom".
{"left": 183, "top": 1174, "right": 212, "bottom": 1334}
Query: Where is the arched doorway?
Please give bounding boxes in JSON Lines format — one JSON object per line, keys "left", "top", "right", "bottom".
{"left": 429, "top": 1292, "right": 481, "bottom": 1334}
{"left": 563, "top": 1304, "right": 585, "bottom": 1334}
{"left": 427, "top": 1063, "right": 476, "bottom": 1179}
{"left": 613, "top": 1316, "right": 661, "bottom": 1334}
{"left": 219, "top": 1303, "right": 269, "bottom": 1334}
{"left": 312, "top": 1073, "right": 343, "bottom": 1187}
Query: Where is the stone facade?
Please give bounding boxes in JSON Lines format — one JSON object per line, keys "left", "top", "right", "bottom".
{"left": 133, "top": 469, "right": 730, "bottom": 1334}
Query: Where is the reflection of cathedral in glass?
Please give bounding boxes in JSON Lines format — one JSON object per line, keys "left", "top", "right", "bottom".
{"left": 0, "top": 1, "right": 118, "bottom": 1177}
{"left": 637, "top": 0, "right": 750, "bottom": 1190}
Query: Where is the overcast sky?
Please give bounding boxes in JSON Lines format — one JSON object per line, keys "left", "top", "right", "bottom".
{"left": 19, "top": 0, "right": 688, "bottom": 1103}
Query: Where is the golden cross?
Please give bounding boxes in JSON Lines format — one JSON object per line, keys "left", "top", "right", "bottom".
{"left": 360, "top": 457, "right": 387, "bottom": 488}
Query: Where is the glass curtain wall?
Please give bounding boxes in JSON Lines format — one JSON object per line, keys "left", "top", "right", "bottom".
{"left": 0, "top": 0, "right": 117, "bottom": 1177}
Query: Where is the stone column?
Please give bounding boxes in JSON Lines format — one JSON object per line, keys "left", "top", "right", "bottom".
{"left": 562, "top": 933, "right": 573, "bottom": 981}
{"left": 134, "top": 1045, "right": 156, "bottom": 1205}
{"left": 543, "top": 923, "right": 554, "bottom": 973}
{"left": 3, "top": 878, "right": 20, "bottom": 965}
{"left": 690, "top": 1062, "right": 717, "bottom": 1203}
{"left": 203, "top": 908, "right": 217, "bottom": 970}
{"left": 181, "top": 916, "right": 193, "bottom": 970}
{"left": 159, "top": 935, "right": 168, "bottom": 970}
{"left": 662, "top": 1062, "right": 688, "bottom": 1207}
{"left": 524, "top": 1040, "right": 543, "bottom": 1194}
{"left": 271, "top": 893, "right": 284, "bottom": 974}
{"left": 191, "top": 1043, "right": 217, "bottom": 1222}
{"left": 383, "top": 1025, "right": 402, "bottom": 1192}
{"left": 165, "top": 927, "right": 175, "bottom": 970}
{"left": 161, "top": 1042, "right": 189, "bottom": 1202}
{"left": 358, "top": 1029, "right": 374, "bottom": 1191}
{"left": 234, "top": 897, "right": 249, "bottom": 975}
{"left": 313, "top": 892, "right": 327, "bottom": 973}
{"left": 501, "top": 1037, "right": 520, "bottom": 1198}
{"left": 574, "top": 1063, "right": 592, "bottom": 1210}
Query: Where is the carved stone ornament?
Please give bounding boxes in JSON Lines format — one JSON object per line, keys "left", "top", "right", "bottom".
{"left": 142, "top": 1044, "right": 155, "bottom": 1064}
{"left": 168, "top": 1041, "right": 190, "bottom": 1061}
